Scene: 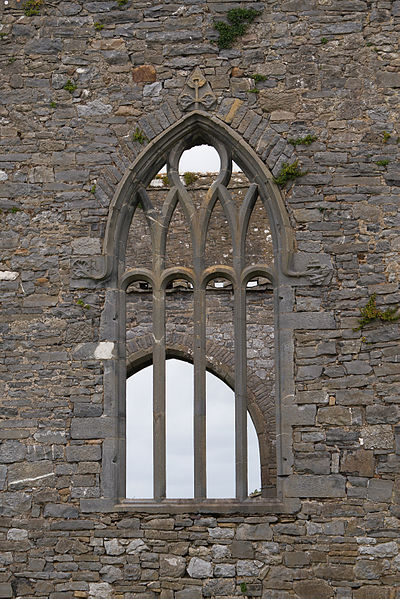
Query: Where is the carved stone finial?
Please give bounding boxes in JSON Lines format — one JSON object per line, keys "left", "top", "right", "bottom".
{"left": 178, "top": 67, "right": 217, "bottom": 112}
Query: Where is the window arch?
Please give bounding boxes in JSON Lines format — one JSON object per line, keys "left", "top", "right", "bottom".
{"left": 99, "top": 111, "right": 297, "bottom": 511}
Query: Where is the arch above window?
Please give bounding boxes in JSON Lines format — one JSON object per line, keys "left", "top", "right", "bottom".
{"left": 101, "top": 110, "right": 296, "bottom": 283}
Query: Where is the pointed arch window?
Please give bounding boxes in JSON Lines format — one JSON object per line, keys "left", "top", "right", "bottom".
{"left": 122, "top": 129, "right": 278, "bottom": 507}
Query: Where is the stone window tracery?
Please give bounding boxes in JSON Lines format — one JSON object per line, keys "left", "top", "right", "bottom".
{"left": 123, "top": 136, "right": 276, "bottom": 504}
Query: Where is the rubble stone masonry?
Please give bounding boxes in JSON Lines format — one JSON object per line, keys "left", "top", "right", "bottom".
{"left": 0, "top": 0, "right": 400, "bottom": 597}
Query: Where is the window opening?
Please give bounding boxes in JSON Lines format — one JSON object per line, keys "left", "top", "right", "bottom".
{"left": 123, "top": 135, "right": 276, "bottom": 503}
{"left": 126, "top": 360, "right": 261, "bottom": 499}
{"left": 178, "top": 144, "right": 220, "bottom": 174}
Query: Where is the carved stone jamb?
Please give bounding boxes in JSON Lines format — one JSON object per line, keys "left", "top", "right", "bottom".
{"left": 178, "top": 67, "right": 217, "bottom": 112}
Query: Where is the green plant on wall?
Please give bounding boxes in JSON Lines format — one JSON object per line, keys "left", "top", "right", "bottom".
{"left": 214, "top": 8, "right": 260, "bottom": 49}
{"left": 183, "top": 172, "right": 198, "bottom": 186}
{"left": 64, "top": 79, "right": 77, "bottom": 94}
{"left": 156, "top": 174, "right": 169, "bottom": 187}
{"left": 23, "top": 0, "right": 43, "bottom": 16}
{"left": 77, "top": 299, "right": 91, "bottom": 310}
{"left": 288, "top": 134, "right": 317, "bottom": 146}
{"left": 132, "top": 127, "right": 149, "bottom": 145}
{"left": 273, "top": 160, "right": 307, "bottom": 187}
{"left": 353, "top": 294, "right": 399, "bottom": 331}
{"left": 249, "top": 73, "right": 267, "bottom": 83}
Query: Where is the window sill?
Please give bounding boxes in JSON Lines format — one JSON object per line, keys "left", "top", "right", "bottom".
{"left": 114, "top": 497, "right": 296, "bottom": 514}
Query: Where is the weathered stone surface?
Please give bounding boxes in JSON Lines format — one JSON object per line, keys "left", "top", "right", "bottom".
{"left": 361, "top": 426, "right": 393, "bottom": 450}
{"left": 187, "top": 557, "right": 213, "bottom": 578}
{"left": 285, "top": 475, "right": 346, "bottom": 498}
{"left": 317, "top": 406, "right": 352, "bottom": 425}
{"left": 354, "top": 559, "right": 384, "bottom": 580}
{"left": 341, "top": 449, "right": 375, "bottom": 477}
{"left": 8, "top": 460, "right": 53, "bottom": 489}
{"left": 77, "top": 100, "right": 113, "bottom": 118}
{"left": 175, "top": 589, "right": 202, "bottom": 599}
{"left": 367, "top": 479, "right": 393, "bottom": 502}
{"left": 353, "top": 587, "right": 392, "bottom": 599}
{"left": 132, "top": 65, "right": 157, "bottom": 83}
{"left": 237, "top": 523, "right": 272, "bottom": 541}
{"left": 160, "top": 555, "right": 186, "bottom": 578}
{"left": 359, "top": 542, "right": 398, "bottom": 558}
{"left": 293, "top": 579, "right": 334, "bottom": 598}
{"left": 104, "top": 539, "right": 124, "bottom": 556}
{"left": 89, "top": 582, "right": 112, "bottom": 599}
{"left": 231, "top": 540, "right": 254, "bottom": 558}
{"left": 0, "top": 441, "right": 26, "bottom": 463}
{"left": 25, "top": 38, "right": 62, "bottom": 55}
{"left": 0, "top": 584, "right": 13, "bottom": 599}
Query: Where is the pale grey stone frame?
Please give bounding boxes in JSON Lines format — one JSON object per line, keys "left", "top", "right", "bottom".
{"left": 81, "top": 110, "right": 319, "bottom": 514}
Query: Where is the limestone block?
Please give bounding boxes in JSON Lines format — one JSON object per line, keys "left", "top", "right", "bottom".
{"left": 361, "top": 426, "right": 393, "bottom": 450}
{"left": 126, "top": 539, "right": 149, "bottom": 554}
{"left": 353, "top": 587, "right": 392, "bottom": 599}
{"left": 214, "top": 563, "right": 235, "bottom": 577}
{"left": 340, "top": 449, "right": 375, "bottom": 477}
{"left": 354, "top": 559, "right": 386, "bottom": 580}
{"left": 359, "top": 541, "right": 398, "bottom": 558}
{"left": 367, "top": 479, "right": 393, "bottom": 502}
{"left": 159, "top": 555, "right": 186, "bottom": 578}
{"left": 212, "top": 544, "right": 230, "bottom": 559}
{"left": 0, "top": 584, "right": 13, "bottom": 598}
{"left": 43, "top": 504, "right": 79, "bottom": 518}
{"left": 237, "top": 559, "right": 263, "bottom": 576}
{"left": 7, "top": 528, "right": 28, "bottom": 540}
{"left": 187, "top": 557, "right": 212, "bottom": 578}
{"left": 285, "top": 475, "right": 346, "bottom": 498}
{"left": 89, "top": 582, "right": 112, "bottom": 599}
{"left": 0, "top": 466, "right": 6, "bottom": 491}
{"left": 231, "top": 540, "right": 254, "bottom": 559}
{"left": 236, "top": 523, "right": 272, "bottom": 541}
{"left": 8, "top": 460, "right": 53, "bottom": 490}
{"left": 208, "top": 526, "right": 234, "bottom": 540}
{"left": 132, "top": 65, "right": 157, "bottom": 83}
{"left": 71, "top": 237, "right": 101, "bottom": 255}
{"left": 99, "top": 564, "right": 123, "bottom": 583}
{"left": 175, "top": 589, "right": 202, "bottom": 599}
{"left": 202, "top": 579, "right": 235, "bottom": 597}
{"left": 317, "top": 406, "right": 352, "bottom": 425}
{"left": 104, "top": 539, "right": 124, "bottom": 556}
{"left": 366, "top": 405, "right": 400, "bottom": 424}
{"left": 284, "top": 551, "right": 310, "bottom": 567}
{"left": 293, "top": 579, "right": 334, "bottom": 598}
{"left": 0, "top": 440, "right": 26, "bottom": 463}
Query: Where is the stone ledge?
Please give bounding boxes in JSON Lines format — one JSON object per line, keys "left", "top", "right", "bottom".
{"left": 81, "top": 497, "right": 301, "bottom": 515}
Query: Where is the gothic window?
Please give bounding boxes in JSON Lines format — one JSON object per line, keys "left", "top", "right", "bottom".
{"left": 123, "top": 134, "right": 276, "bottom": 506}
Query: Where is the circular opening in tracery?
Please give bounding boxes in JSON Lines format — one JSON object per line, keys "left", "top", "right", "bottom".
{"left": 178, "top": 144, "right": 221, "bottom": 174}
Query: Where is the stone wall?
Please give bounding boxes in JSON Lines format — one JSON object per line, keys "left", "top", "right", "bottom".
{"left": 1, "top": 0, "right": 400, "bottom": 598}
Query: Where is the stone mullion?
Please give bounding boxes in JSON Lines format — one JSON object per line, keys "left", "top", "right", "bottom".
{"left": 152, "top": 221, "right": 166, "bottom": 501}
{"left": 234, "top": 189, "right": 248, "bottom": 501}
{"left": 193, "top": 282, "right": 206, "bottom": 500}
{"left": 193, "top": 205, "right": 206, "bottom": 499}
